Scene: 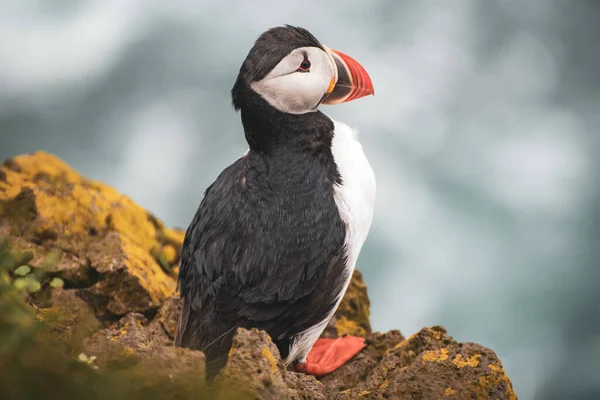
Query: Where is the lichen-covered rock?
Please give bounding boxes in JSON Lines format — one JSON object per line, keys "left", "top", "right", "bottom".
{"left": 213, "top": 328, "right": 297, "bottom": 400}
{"left": 0, "top": 152, "right": 369, "bottom": 324}
{"left": 0, "top": 151, "right": 183, "bottom": 317}
{"left": 154, "top": 296, "right": 183, "bottom": 340}
{"left": 0, "top": 151, "right": 518, "bottom": 400}
{"left": 325, "top": 326, "right": 517, "bottom": 400}
{"left": 81, "top": 311, "right": 206, "bottom": 388}
{"left": 83, "top": 313, "right": 170, "bottom": 363}
{"left": 209, "top": 325, "right": 516, "bottom": 400}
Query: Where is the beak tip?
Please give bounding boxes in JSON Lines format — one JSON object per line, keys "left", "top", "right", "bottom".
{"left": 325, "top": 47, "right": 374, "bottom": 104}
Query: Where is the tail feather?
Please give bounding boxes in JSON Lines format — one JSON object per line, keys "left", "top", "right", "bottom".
{"left": 205, "top": 353, "right": 229, "bottom": 383}
{"left": 174, "top": 300, "right": 191, "bottom": 348}
{"left": 175, "top": 301, "right": 239, "bottom": 383}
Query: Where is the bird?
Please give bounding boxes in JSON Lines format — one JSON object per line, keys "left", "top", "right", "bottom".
{"left": 175, "top": 25, "right": 376, "bottom": 382}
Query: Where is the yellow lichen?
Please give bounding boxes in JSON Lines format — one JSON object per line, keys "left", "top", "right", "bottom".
{"left": 119, "top": 235, "right": 177, "bottom": 301}
{"left": 0, "top": 152, "right": 183, "bottom": 313}
{"left": 452, "top": 354, "right": 481, "bottom": 368}
{"left": 261, "top": 347, "right": 278, "bottom": 373}
{"left": 488, "top": 363, "right": 500, "bottom": 372}
{"left": 470, "top": 363, "right": 517, "bottom": 400}
{"left": 334, "top": 316, "right": 367, "bottom": 337}
{"left": 333, "top": 270, "right": 371, "bottom": 335}
{"left": 35, "top": 307, "right": 55, "bottom": 323}
{"left": 163, "top": 228, "right": 185, "bottom": 246}
{"left": 422, "top": 348, "right": 449, "bottom": 362}
{"left": 444, "top": 387, "right": 456, "bottom": 396}
{"left": 0, "top": 151, "right": 80, "bottom": 199}
{"left": 110, "top": 321, "right": 130, "bottom": 342}
{"left": 161, "top": 245, "right": 177, "bottom": 265}
{"left": 122, "top": 347, "right": 135, "bottom": 357}
{"left": 378, "top": 379, "right": 389, "bottom": 390}
{"left": 359, "top": 390, "right": 371, "bottom": 396}
{"left": 0, "top": 152, "right": 180, "bottom": 256}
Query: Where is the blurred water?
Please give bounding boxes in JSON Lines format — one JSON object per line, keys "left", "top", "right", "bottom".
{"left": 1, "top": 1, "right": 599, "bottom": 398}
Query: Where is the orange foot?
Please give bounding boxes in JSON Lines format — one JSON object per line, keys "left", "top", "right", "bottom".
{"left": 293, "top": 336, "right": 366, "bottom": 376}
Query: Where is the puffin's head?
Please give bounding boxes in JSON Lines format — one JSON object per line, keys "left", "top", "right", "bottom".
{"left": 231, "top": 25, "right": 374, "bottom": 114}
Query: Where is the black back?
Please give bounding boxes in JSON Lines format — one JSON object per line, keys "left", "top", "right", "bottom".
{"left": 176, "top": 25, "right": 348, "bottom": 382}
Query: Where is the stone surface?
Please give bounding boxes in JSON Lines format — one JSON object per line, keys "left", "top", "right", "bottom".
{"left": 285, "top": 371, "right": 327, "bottom": 400}
{"left": 210, "top": 326, "right": 516, "bottom": 400}
{"left": 154, "top": 295, "right": 183, "bottom": 340}
{"left": 83, "top": 313, "right": 171, "bottom": 365}
{"left": 0, "top": 151, "right": 183, "bottom": 318}
{"left": 213, "top": 328, "right": 297, "bottom": 400}
{"left": 326, "top": 326, "right": 517, "bottom": 399}
{"left": 0, "top": 152, "right": 518, "bottom": 400}
{"left": 320, "top": 329, "right": 406, "bottom": 394}
{"left": 35, "top": 288, "right": 101, "bottom": 349}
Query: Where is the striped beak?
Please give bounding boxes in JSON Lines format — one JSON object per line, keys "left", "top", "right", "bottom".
{"left": 321, "top": 46, "right": 374, "bottom": 105}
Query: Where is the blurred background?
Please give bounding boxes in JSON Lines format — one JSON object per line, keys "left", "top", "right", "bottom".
{"left": 1, "top": 1, "right": 598, "bottom": 398}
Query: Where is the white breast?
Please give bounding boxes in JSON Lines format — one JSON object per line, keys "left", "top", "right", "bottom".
{"left": 286, "top": 118, "right": 376, "bottom": 364}
{"left": 330, "top": 119, "right": 377, "bottom": 276}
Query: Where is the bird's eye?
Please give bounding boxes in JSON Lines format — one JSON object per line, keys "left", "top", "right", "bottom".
{"left": 297, "top": 56, "right": 311, "bottom": 72}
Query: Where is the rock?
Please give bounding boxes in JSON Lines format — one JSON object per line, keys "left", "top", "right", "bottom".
{"left": 132, "top": 346, "right": 207, "bottom": 393}
{"left": 83, "top": 313, "right": 170, "bottom": 363}
{"left": 80, "top": 310, "right": 206, "bottom": 390}
{"left": 213, "top": 328, "right": 297, "bottom": 400}
{"left": 320, "top": 329, "right": 406, "bottom": 394}
{"left": 154, "top": 296, "right": 183, "bottom": 340}
{"left": 35, "top": 288, "right": 101, "bottom": 349}
{"left": 207, "top": 326, "right": 515, "bottom": 400}
{"left": 324, "top": 326, "right": 517, "bottom": 400}
{"left": 0, "top": 151, "right": 518, "bottom": 399}
{"left": 0, "top": 152, "right": 183, "bottom": 317}
{"left": 285, "top": 372, "right": 327, "bottom": 400}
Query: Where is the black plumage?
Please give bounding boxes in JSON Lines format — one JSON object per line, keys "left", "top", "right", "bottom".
{"left": 176, "top": 26, "right": 349, "bottom": 381}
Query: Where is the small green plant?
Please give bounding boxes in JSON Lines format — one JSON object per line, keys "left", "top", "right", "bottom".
{"left": 50, "top": 277, "right": 64, "bottom": 288}
{"left": 13, "top": 265, "right": 31, "bottom": 276}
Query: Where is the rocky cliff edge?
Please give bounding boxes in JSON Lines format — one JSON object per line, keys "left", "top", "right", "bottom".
{"left": 0, "top": 151, "right": 517, "bottom": 400}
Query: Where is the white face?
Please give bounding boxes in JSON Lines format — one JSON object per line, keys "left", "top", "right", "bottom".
{"left": 250, "top": 46, "right": 336, "bottom": 114}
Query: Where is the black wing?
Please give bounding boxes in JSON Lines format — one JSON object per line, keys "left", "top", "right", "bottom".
{"left": 175, "top": 154, "right": 347, "bottom": 380}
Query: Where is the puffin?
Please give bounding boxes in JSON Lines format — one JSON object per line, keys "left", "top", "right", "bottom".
{"left": 175, "top": 25, "right": 376, "bottom": 382}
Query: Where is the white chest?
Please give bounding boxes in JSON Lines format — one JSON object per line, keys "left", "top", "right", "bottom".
{"left": 286, "top": 118, "right": 376, "bottom": 365}
{"left": 330, "top": 119, "right": 376, "bottom": 273}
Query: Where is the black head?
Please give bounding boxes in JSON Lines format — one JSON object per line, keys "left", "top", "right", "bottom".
{"left": 232, "top": 26, "right": 322, "bottom": 101}
{"left": 230, "top": 25, "right": 375, "bottom": 150}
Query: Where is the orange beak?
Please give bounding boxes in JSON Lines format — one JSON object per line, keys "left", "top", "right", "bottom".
{"left": 321, "top": 46, "right": 374, "bottom": 105}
